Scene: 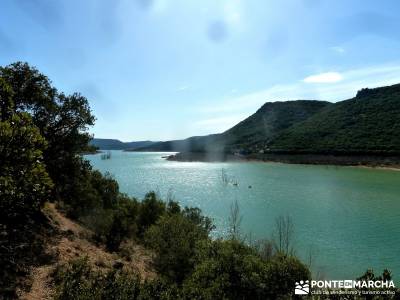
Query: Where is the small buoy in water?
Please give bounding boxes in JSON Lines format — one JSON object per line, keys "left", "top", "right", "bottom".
{"left": 248, "top": 185, "right": 252, "bottom": 188}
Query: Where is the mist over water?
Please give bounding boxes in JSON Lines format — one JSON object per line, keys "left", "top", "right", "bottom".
{"left": 86, "top": 151, "right": 400, "bottom": 282}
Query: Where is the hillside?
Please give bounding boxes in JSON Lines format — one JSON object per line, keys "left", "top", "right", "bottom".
{"left": 147, "top": 83, "right": 400, "bottom": 164}
{"left": 215, "top": 100, "right": 331, "bottom": 152}
{"left": 17, "top": 203, "right": 154, "bottom": 299}
{"left": 266, "top": 84, "right": 400, "bottom": 155}
{"left": 135, "top": 100, "right": 330, "bottom": 153}
{"left": 90, "top": 138, "right": 157, "bottom": 150}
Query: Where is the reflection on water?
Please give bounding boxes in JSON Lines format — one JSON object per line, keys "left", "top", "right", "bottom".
{"left": 85, "top": 151, "right": 400, "bottom": 282}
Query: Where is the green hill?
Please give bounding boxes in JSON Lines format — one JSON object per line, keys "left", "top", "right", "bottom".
{"left": 90, "top": 138, "right": 157, "bottom": 150}
{"left": 135, "top": 100, "right": 330, "bottom": 153}
{"left": 215, "top": 100, "right": 331, "bottom": 152}
{"left": 267, "top": 84, "right": 400, "bottom": 155}
{"left": 134, "top": 83, "right": 400, "bottom": 161}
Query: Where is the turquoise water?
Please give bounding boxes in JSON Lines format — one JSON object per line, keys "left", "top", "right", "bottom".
{"left": 86, "top": 151, "right": 400, "bottom": 281}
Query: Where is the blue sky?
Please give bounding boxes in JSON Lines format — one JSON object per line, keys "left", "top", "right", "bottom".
{"left": 1, "top": 0, "right": 400, "bottom": 141}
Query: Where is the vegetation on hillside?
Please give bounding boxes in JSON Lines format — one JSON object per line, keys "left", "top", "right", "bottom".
{"left": 90, "top": 138, "right": 157, "bottom": 150}
{"left": 139, "top": 83, "right": 400, "bottom": 162}
{"left": 215, "top": 100, "right": 330, "bottom": 153}
{"left": 267, "top": 84, "right": 400, "bottom": 155}
{"left": 135, "top": 100, "right": 330, "bottom": 154}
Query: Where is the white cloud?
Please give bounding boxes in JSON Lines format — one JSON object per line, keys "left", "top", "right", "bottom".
{"left": 331, "top": 46, "right": 345, "bottom": 54}
{"left": 303, "top": 72, "right": 343, "bottom": 83}
{"left": 177, "top": 85, "right": 189, "bottom": 91}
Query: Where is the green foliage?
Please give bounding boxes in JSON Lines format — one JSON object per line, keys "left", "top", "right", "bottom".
{"left": 80, "top": 208, "right": 115, "bottom": 243}
{"left": 0, "top": 77, "right": 14, "bottom": 121}
{"left": 53, "top": 250, "right": 310, "bottom": 300}
{"left": 61, "top": 168, "right": 120, "bottom": 219}
{"left": 183, "top": 239, "right": 267, "bottom": 299}
{"left": 79, "top": 193, "right": 140, "bottom": 251}
{"left": 54, "top": 258, "right": 181, "bottom": 300}
{"left": 0, "top": 62, "right": 104, "bottom": 297}
{"left": 144, "top": 214, "right": 209, "bottom": 283}
{"left": 263, "top": 254, "right": 310, "bottom": 298}
{"left": 181, "top": 207, "right": 215, "bottom": 234}
{"left": 268, "top": 84, "right": 400, "bottom": 154}
{"left": 53, "top": 239, "right": 310, "bottom": 300}
{"left": 106, "top": 216, "right": 126, "bottom": 252}
{"left": 139, "top": 279, "right": 179, "bottom": 300}
{"left": 53, "top": 257, "right": 141, "bottom": 300}
{"left": 0, "top": 113, "right": 53, "bottom": 221}
{"left": 166, "top": 200, "right": 181, "bottom": 215}
{"left": 183, "top": 240, "right": 310, "bottom": 299}
{"left": 0, "top": 62, "right": 96, "bottom": 209}
{"left": 218, "top": 100, "right": 331, "bottom": 153}
{"left": 137, "top": 192, "right": 166, "bottom": 237}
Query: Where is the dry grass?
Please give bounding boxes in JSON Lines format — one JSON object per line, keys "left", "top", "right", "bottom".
{"left": 18, "top": 203, "right": 155, "bottom": 300}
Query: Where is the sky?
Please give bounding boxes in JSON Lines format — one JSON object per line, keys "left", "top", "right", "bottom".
{"left": 1, "top": 0, "right": 400, "bottom": 141}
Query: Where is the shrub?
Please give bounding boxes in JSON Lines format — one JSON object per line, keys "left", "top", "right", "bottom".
{"left": 79, "top": 208, "right": 115, "bottom": 244}
{"left": 79, "top": 194, "right": 140, "bottom": 251}
{"left": 263, "top": 254, "right": 310, "bottom": 298}
{"left": 183, "top": 240, "right": 310, "bottom": 300}
{"left": 139, "top": 279, "right": 179, "bottom": 300}
{"left": 144, "top": 214, "right": 209, "bottom": 283}
{"left": 53, "top": 258, "right": 180, "bottom": 300}
{"left": 183, "top": 239, "right": 268, "bottom": 299}
{"left": 53, "top": 257, "right": 141, "bottom": 300}
{"left": 182, "top": 207, "right": 215, "bottom": 234}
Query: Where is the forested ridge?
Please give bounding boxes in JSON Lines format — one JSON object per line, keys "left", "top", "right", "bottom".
{"left": 138, "top": 83, "right": 400, "bottom": 163}
{"left": 267, "top": 84, "right": 400, "bottom": 154}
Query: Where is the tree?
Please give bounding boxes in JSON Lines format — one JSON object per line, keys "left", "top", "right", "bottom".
{"left": 0, "top": 62, "right": 96, "bottom": 208}
{"left": 228, "top": 199, "right": 242, "bottom": 240}
{"left": 0, "top": 112, "right": 53, "bottom": 222}
{"left": 273, "top": 215, "right": 294, "bottom": 256}
{"left": 137, "top": 192, "right": 166, "bottom": 237}
{"left": 0, "top": 78, "right": 14, "bottom": 121}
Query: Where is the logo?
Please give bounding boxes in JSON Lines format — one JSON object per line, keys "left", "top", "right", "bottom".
{"left": 295, "top": 280, "right": 310, "bottom": 295}
{"left": 294, "top": 279, "right": 396, "bottom": 296}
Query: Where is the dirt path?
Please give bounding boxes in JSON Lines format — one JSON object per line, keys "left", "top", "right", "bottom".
{"left": 18, "top": 203, "right": 154, "bottom": 300}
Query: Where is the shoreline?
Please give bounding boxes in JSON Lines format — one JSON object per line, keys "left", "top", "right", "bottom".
{"left": 166, "top": 152, "right": 400, "bottom": 171}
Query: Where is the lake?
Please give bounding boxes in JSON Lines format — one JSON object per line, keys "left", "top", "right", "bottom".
{"left": 86, "top": 151, "right": 400, "bottom": 282}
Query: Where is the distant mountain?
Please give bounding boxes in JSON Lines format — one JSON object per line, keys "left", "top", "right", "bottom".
{"left": 267, "top": 84, "right": 400, "bottom": 155}
{"left": 90, "top": 138, "right": 158, "bottom": 150}
{"left": 134, "top": 100, "right": 330, "bottom": 153}
{"left": 131, "top": 83, "right": 400, "bottom": 160}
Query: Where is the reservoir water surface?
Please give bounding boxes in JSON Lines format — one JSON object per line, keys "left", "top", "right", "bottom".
{"left": 86, "top": 151, "right": 400, "bottom": 281}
